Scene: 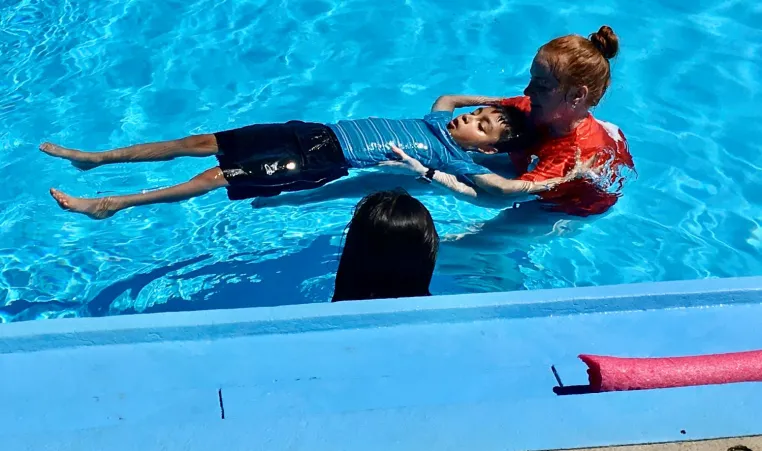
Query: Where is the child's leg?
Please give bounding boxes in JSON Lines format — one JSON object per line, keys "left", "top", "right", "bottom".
{"left": 49, "top": 167, "right": 228, "bottom": 220}
{"left": 40, "top": 134, "right": 218, "bottom": 170}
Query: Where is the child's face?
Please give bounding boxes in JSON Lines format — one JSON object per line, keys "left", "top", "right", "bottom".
{"left": 447, "top": 107, "right": 509, "bottom": 153}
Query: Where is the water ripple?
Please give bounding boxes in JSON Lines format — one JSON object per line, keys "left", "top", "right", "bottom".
{"left": 1, "top": 0, "right": 761, "bottom": 321}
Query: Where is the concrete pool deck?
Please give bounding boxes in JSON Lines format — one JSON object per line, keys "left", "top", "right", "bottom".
{"left": 1, "top": 276, "right": 762, "bottom": 450}
{"left": 555, "top": 436, "right": 760, "bottom": 451}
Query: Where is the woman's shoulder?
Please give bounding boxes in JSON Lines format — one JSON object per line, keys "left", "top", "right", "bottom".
{"left": 584, "top": 115, "right": 635, "bottom": 168}
{"left": 589, "top": 116, "right": 628, "bottom": 143}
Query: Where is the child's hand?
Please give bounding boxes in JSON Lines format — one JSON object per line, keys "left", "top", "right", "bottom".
{"left": 379, "top": 144, "right": 428, "bottom": 176}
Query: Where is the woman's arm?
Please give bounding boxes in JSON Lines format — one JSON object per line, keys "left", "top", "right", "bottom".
{"left": 431, "top": 95, "right": 505, "bottom": 113}
{"left": 471, "top": 149, "right": 598, "bottom": 195}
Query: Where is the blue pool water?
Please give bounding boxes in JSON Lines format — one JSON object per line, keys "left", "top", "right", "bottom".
{"left": 1, "top": 0, "right": 761, "bottom": 322}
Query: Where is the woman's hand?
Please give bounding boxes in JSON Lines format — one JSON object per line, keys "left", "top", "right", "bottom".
{"left": 378, "top": 144, "right": 428, "bottom": 176}
{"left": 528, "top": 148, "right": 600, "bottom": 193}
{"left": 564, "top": 148, "right": 600, "bottom": 182}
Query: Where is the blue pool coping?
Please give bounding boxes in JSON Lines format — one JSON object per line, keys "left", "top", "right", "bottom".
{"left": 3, "top": 275, "right": 762, "bottom": 353}
{"left": 3, "top": 276, "right": 762, "bottom": 451}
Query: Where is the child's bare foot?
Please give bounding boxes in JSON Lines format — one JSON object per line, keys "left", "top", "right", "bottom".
{"left": 40, "top": 142, "right": 101, "bottom": 170}
{"left": 49, "top": 188, "right": 117, "bottom": 220}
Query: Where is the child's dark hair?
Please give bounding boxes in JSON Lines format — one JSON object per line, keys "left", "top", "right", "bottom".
{"left": 495, "top": 104, "right": 529, "bottom": 143}
{"left": 332, "top": 189, "right": 439, "bottom": 302}
{"left": 494, "top": 104, "right": 531, "bottom": 153}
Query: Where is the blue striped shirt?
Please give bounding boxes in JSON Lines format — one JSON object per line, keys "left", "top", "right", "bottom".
{"left": 327, "top": 111, "right": 492, "bottom": 176}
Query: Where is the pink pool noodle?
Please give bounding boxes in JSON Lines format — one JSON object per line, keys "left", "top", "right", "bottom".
{"left": 579, "top": 350, "right": 762, "bottom": 392}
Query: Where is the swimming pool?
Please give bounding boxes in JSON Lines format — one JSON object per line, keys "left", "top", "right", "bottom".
{"left": 1, "top": 0, "right": 760, "bottom": 322}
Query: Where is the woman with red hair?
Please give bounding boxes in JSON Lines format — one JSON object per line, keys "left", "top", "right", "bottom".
{"left": 388, "top": 26, "right": 635, "bottom": 217}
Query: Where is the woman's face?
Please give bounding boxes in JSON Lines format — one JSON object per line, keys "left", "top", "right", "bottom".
{"left": 523, "top": 54, "right": 568, "bottom": 126}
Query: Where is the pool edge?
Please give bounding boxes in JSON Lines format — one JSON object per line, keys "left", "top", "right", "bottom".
{"left": 2, "top": 275, "right": 761, "bottom": 353}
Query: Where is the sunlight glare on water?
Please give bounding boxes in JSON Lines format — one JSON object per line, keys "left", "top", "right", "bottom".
{"left": 1, "top": 0, "right": 761, "bottom": 321}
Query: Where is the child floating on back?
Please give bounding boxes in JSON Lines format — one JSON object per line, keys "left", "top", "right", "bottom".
{"left": 42, "top": 95, "right": 583, "bottom": 219}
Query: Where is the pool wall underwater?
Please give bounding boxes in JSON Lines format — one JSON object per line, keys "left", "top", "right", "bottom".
{"left": 2, "top": 276, "right": 762, "bottom": 450}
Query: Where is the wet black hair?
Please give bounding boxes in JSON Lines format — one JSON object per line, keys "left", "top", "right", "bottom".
{"left": 494, "top": 104, "right": 533, "bottom": 153}
{"left": 495, "top": 104, "right": 529, "bottom": 142}
{"left": 331, "top": 189, "right": 439, "bottom": 302}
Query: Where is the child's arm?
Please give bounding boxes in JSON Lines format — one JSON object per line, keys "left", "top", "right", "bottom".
{"left": 382, "top": 145, "right": 596, "bottom": 202}
{"left": 380, "top": 145, "right": 566, "bottom": 206}
{"left": 431, "top": 95, "right": 505, "bottom": 113}
{"left": 427, "top": 171, "right": 540, "bottom": 208}
{"left": 380, "top": 158, "right": 522, "bottom": 208}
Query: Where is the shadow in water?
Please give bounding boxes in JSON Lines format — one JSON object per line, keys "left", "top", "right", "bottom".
{"left": 252, "top": 172, "right": 437, "bottom": 208}
{"left": 433, "top": 202, "right": 595, "bottom": 294}
{"left": 4, "top": 159, "right": 598, "bottom": 321}
{"left": 85, "top": 235, "right": 339, "bottom": 317}
{"left": 86, "top": 254, "right": 212, "bottom": 316}
{"left": 0, "top": 298, "right": 82, "bottom": 322}
{"left": 442, "top": 201, "right": 584, "bottom": 251}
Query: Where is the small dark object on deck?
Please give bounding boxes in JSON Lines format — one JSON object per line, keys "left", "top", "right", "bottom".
{"left": 218, "top": 388, "right": 226, "bottom": 420}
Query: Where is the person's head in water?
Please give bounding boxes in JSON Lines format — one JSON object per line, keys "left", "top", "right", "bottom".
{"left": 447, "top": 105, "right": 527, "bottom": 154}
{"left": 524, "top": 25, "right": 619, "bottom": 134}
{"left": 332, "top": 189, "right": 439, "bottom": 302}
